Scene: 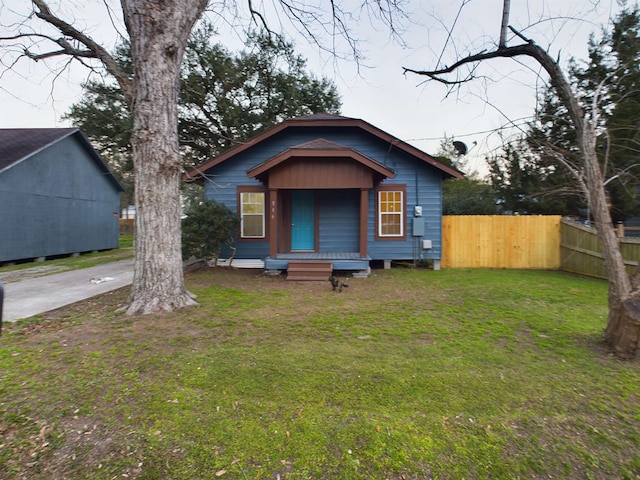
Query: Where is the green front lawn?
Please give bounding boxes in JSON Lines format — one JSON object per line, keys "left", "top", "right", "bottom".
{"left": 1, "top": 267, "right": 638, "bottom": 479}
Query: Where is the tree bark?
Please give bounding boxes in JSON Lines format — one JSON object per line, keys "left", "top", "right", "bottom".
{"left": 122, "top": 0, "right": 206, "bottom": 314}
{"left": 606, "top": 298, "right": 640, "bottom": 359}
{"left": 499, "top": 0, "right": 511, "bottom": 49}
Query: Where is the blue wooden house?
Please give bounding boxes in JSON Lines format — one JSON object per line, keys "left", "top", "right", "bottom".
{"left": 184, "top": 114, "right": 463, "bottom": 278}
{"left": 0, "top": 128, "right": 123, "bottom": 263}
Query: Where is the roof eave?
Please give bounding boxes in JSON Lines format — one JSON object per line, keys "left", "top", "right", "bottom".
{"left": 247, "top": 147, "right": 396, "bottom": 180}
{"left": 183, "top": 116, "right": 465, "bottom": 181}
{"left": 73, "top": 130, "right": 125, "bottom": 192}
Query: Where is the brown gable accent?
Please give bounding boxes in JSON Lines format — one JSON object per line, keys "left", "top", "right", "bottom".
{"left": 291, "top": 138, "right": 349, "bottom": 150}
{"left": 183, "top": 114, "right": 464, "bottom": 182}
{"left": 247, "top": 139, "right": 395, "bottom": 188}
{"left": 259, "top": 157, "right": 382, "bottom": 189}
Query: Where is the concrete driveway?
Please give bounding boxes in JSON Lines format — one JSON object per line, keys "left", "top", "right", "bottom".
{"left": 1, "top": 258, "right": 134, "bottom": 322}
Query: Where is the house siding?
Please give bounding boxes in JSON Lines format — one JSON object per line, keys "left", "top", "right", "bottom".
{"left": 203, "top": 125, "right": 444, "bottom": 262}
{"left": 318, "top": 189, "right": 360, "bottom": 252}
{"left": 368, "top": 156, "right": 443, "bottom": 261}
{"left": 0, "top": 134, "right": 121, "bottom": 262}
{"left": 204, "top": 154, "right": 266, "bottom": 260}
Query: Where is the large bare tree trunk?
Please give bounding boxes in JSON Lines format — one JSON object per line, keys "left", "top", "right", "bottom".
{"left": 524, "top": 46, "right": 640, "bottom": 359}
{"left": 122, "top": 0, "right": 206, "bottom": 314}
{"left": 404, "top": 28, "right": 640, "bottom": 358}
{"left": 584, "top": 141, "right": 640, "bottom": 358}
{"left": 572, "top": 74, "right": 640, "bottom": 359}
{"left": 530, "top": 50, "right": 640, "bottom": 359}
{"left": 13, "top": 0, "right": 406, "bottom": 316}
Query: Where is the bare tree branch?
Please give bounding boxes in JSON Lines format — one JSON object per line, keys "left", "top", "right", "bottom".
{"left": 238, "top": 0, "right": 408, "bottom": 68}
{"left": 247, "top": 0, "right": 271, "bottom": 33}
{"left": 29, "top": 0, "right": 133, "bottom": 102}
{"left": 24, "top": 36, "right": 95, "bottom": 60}
{"left": 404, "top": 9, "right": 640, "bottom": 357}
{"left": 404, "top": 27, "right": 586, "bottom": 144}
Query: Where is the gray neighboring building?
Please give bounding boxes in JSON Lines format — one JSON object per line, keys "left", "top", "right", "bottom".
{"left": 0, "top": 128, "right": 124, "bottom": 263}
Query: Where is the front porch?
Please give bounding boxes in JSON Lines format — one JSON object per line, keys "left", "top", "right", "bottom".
{"left": 265, "top": 252, "right": 371, "bottom": 273}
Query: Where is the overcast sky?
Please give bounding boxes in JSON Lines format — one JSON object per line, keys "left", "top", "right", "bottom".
{"left": 0, "top": 0, "right": 620, "bottom": 176}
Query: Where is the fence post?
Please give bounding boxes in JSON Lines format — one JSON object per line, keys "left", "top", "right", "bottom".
{"left": 617, "top": 222, "right": 625, "bottom": 238}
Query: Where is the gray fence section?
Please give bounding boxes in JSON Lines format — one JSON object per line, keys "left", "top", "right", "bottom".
{"left": 560, "top": 218, "right": 640, "bottom": 279}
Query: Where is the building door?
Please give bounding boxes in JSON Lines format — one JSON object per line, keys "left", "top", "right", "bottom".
{"left": 291, "top": 191, "right": 315, "bottom": 251}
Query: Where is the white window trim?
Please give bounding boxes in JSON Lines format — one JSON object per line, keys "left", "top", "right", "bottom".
{"left": 240, "top": 191, "right": 265, "bottom": 239}
{"left": 378, "top": 190, "right": 404, "bottom": 238}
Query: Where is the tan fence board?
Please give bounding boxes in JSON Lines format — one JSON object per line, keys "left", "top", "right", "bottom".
{"left": 442, "top": 215, "right": 562, "bottom": 269}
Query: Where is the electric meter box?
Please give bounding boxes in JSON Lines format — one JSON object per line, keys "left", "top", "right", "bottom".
{"left": 412, "top": 217, "right": 425, "bottom": 236}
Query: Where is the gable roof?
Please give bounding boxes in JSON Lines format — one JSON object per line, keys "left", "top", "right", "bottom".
{"left": 0, "top": 128, "right": 124, "bottom": 191}
{"left": 183, "top": 113, "right": 464, "bottom": 182}
{"left": 247, "top": 138, "right": 396, "bottom": 184}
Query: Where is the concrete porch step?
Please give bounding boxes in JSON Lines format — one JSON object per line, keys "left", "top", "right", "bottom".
{"left": 286, "top": 260, "right": 333, "bottom": 281}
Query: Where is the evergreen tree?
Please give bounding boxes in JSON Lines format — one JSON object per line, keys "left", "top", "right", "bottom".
{"left": 179, "top": 26, "right": 340, "bottom": 167}
{"left": 487, "top": 140, "right": 585, "bottom": 216}
{"left": 521, "top": 6, "right": 640, "bottom": 222}
{"left": 65, "top": 25, "right": 341, "bottom": 176}
{"left": 442, "top": 178, "right": 498, "bottom": 215}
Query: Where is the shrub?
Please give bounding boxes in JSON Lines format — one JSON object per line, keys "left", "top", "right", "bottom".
{"left": 182, "top": 201, "right": 239, "bottom": 264}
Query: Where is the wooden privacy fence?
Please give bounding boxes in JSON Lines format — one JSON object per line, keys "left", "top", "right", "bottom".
{"left": 119, "top": 215, "right": 637, "bottom": 277}
{"left": 442, "top": 215, "right": 562, "bottom": 269}
{"left": 119, "top": 219, "right": 135, "bottom": 235}
{"left": 560, "top": 218, "right": 640, "bottom": 280}
{"left": 442, "top": 215, "right": 640, "bottom": 278}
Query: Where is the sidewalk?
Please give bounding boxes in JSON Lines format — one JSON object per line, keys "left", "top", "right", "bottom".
{"left": 1, "top": 259, "right": 134, "bottom": 322}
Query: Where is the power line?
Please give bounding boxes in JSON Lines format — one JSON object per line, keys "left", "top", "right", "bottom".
{"left": 404, "top": 117, "right": 535, "bottom": 143}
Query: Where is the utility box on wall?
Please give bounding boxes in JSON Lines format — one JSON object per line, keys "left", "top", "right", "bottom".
{"left": 422, "top": 239, "right": 432, "bottom": 249}
{"left": 412, "top": 217, "right": 425, "bottom": 236}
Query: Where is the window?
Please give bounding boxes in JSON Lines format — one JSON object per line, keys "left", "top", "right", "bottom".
{"left": 376, "top": 186, "right": 405, "bottom": 239}
{"left": 240, "top": 190, "right": 265, "bottom": 238}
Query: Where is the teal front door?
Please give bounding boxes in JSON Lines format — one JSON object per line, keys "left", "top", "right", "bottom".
{"left": 291, "top": 191, "right": 315, "bottom": 251}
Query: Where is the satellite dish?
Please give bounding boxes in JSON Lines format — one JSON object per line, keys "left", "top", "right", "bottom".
{"left": 453, "top": 140, "right": 468, "bottom": 156}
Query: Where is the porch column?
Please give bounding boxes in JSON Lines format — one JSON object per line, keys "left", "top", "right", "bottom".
{"left": 269, "top": 189, "right": 278, "bottom": 258}
{"left": 360, "top": 188, "right": 368, "bottom": 257}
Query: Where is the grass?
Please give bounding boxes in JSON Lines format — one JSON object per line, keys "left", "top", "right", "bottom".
{"left": 0, "top": 234, "right": 134, "bottom": 280}
{"left": 1, "top": 265, "right": 639, "bottom": 479}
